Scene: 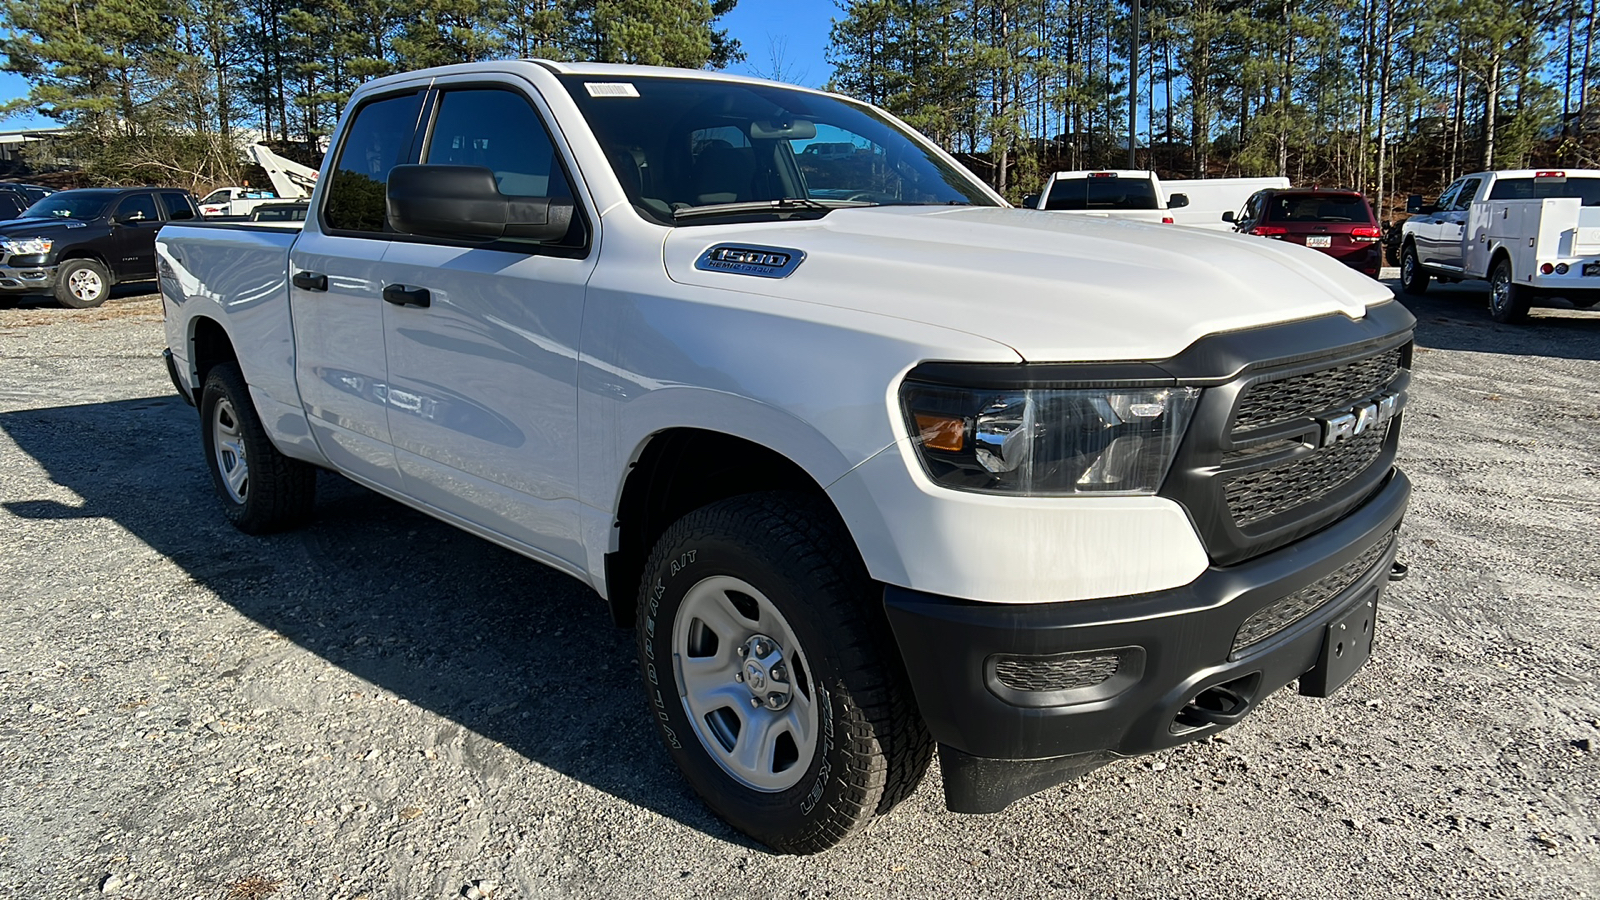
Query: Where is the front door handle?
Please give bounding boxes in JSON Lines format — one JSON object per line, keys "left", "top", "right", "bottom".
{"left": 382, "top": 284, "right": 431, "bottom": 308}
{"left": 292, "top": 270, "right": 327, "bottom": 291}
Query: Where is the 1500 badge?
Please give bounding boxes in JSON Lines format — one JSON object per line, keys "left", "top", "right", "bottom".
{"left": 694, "top": 244, "right": 806, "bottom": 278}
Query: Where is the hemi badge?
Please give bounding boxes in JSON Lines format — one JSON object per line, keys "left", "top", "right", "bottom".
{"left": 694, "top": 244, "right": 806, "bottom": 279}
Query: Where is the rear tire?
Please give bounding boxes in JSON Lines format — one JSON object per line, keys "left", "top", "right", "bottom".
{"left": 54, "top": 259, "right": 112, "bottom": 308}
{"left": 635, "top": 493, "right": 931, "bottom": 853}
{"left": 1399, "top": 244, "right": 1429, "bottom": 295}
{"left": 1489, "top": 258, "right": 1531, "bottom": 324}
{"left": 199, "top": 363, "right": 317, "bottom": 533}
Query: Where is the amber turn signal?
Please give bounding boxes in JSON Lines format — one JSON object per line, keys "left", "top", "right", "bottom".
{"left": 914, "top": 413, "right": 966, "bottom": 452}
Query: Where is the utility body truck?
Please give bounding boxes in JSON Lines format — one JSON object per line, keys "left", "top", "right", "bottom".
{"left": 1398, "top": 168, "right": 1600, "bottom": 322}
{"left": 158, "top": 61, "right": 1414, "bottom": 853}
{"left": 198, "top": 145, "right": 323, "bottom": 217}
{"left": 1027, "top": 170, "right": 1289, "bottom": 230}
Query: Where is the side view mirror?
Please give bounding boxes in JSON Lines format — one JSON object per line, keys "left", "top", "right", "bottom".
{"left": 1022, "top": 194, "right": 1040, "bottom": 209}
{"left": 1167, "top": 192, "right": 1189, "bottom": 209}
{"left": 386, "top": 165, "right": 573, "bottom": 243}
{"left": 1404, "top": 194, "right": 1425, "bottom": 214}
{"left": 1221, "top": 210, "right": 1236, "bottom": 223}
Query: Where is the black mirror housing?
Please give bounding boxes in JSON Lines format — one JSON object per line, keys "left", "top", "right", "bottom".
{"left": 1167, "top": 192, "right": 1189, "bottom": 209}
{"left": 1021, "top": 194, "right": 1040, "bottom": 209}
{"left": 1404, "top": 194, "right": 1424, "bottom": 214}
{"left": 386, "top": 165, "right": 573, "bottom": 243}
{"left": 1221, "top": 210, "right": 1235, "bottom": 223}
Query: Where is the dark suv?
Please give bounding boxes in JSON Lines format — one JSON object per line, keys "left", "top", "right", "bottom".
{"left": 0, "top": 183, "right": 54, "bottom": 221}
{"left": 1224, "top": 188, "right": 1383, "bottom": 278}
{"left": 0, "top": 187, "right": 198, "bottom": 307}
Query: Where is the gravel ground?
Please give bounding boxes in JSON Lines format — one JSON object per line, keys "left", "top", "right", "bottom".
{"left": 1, "top": 283, "right": 1597, "bottom": 899}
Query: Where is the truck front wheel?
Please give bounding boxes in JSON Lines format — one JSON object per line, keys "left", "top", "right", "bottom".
{"left": 199, "top": 363, "right": 317, "bottom": 533}
{"left": 635, "top": 493, "right": 931, "bottom": 853}
{"left": 54, "top": 259, "right": 112, "bottom": 309}
{"left": 1399, "top": 244, "right": 1429, "bottom": 295}
{"left": 1489, "top": 258, "right": 1531, "bottom": 324}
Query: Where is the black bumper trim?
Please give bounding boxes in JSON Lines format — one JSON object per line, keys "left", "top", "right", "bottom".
{"left": 884, "top": 468, "right": 1409, "bottom": 812}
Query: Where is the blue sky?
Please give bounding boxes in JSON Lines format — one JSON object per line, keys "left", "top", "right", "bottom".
{"left": 0, "top": 1, "right": 842, "bottom": 130}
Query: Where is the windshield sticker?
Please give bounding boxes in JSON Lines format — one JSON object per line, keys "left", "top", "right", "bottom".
{"left": 585, "top": 82, "right": 640, "bottom": 98}
{"left": 694, "top": 245, "right": 806, "bottom": 279}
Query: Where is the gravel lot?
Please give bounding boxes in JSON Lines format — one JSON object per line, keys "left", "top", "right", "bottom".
{"left": 1, "top": 282, "right": 1597, "bottom": 899}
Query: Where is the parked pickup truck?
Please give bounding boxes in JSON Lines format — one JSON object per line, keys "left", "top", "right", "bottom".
{"left": 1398, "top": 168, "right": 1600, "bottom": 322}
{"left": 197, "top": 186, "right": 281, "bottom": 218}
{"left": 0, "top": 186, "right": 199, "bottom": 307}
{"left": 159, "top": 61, "right": 1414, "bottom": 853}
{"left": 1026, "top": 170, "right": 1289, "bottom": 230}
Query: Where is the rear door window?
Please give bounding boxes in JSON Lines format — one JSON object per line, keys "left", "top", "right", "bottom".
{"left": 322, "top": 91, "right": 425, "bottom": 233}
{"left": 159, "top": 192, "right": 198, "bottom": 221}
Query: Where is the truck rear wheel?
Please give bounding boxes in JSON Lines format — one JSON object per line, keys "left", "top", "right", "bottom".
{"left": 54, "top": 259, "right": 112, "bottom": 309}
{"left": 635, "top": 493, "right": 931, "bottom": 853}
{"left": 199, "top": 363, "right": 317, "bottom": 533}
{"left": 1489, "top": 258, "right": 1531, "bottom": 324}
{"left": 1399, "top": 244, "right": 1429, "bottom": 295}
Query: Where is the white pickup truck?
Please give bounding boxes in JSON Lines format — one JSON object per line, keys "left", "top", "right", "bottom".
{"left": 196, "top": 186, "right": 282, "bottom": 218}
{"left": 1026, "top": 170, "right": 1289, "bottom": 230}
{"left": 158, "top": 61, "right": 1414, "bottom": 853}
{"left": 1398, "top": 168, "right": 1600, "bottom": 322}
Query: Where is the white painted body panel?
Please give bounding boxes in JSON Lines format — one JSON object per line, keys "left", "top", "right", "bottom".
{"left": 161, "top": 60, "right": 1396, "bottom": 607}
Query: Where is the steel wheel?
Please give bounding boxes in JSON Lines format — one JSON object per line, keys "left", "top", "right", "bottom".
{"left": 1489, "top": 258, "right": 1530, "bottom": 324}
{"left": 67, "top": 267, "right": 104, "bottom": 303}
{"left": 1399, "top": 245, "right": 1428, "bottom": 295}
{"left": 1490, "top": 264, "right": 1512, "bottom": 315}
{"left": 673, "top": 574, "right": 818, "bottom": 792}
{"left": 210, "top": 395, "right": 249, "bottom": 504}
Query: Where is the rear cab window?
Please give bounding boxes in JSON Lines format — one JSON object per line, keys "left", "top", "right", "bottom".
{"left": 1486, "top": 176, "right": 1600, "bottom": 205}
{"left": 1045, "top": 175, "right": 1160, "bottom": 211}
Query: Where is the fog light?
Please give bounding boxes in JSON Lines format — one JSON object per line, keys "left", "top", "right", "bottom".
{"left": 1555, "top": 263, "right": 1569, "bottom": 275}
{"left": 1540, "top": 263, "right": 1554, "bottom": 274}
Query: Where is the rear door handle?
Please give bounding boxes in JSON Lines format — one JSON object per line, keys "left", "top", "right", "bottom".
{"left": 382, "top": 284, "right": 431, "bottom": 308}
{"left": 291, "top": 270, "right": 327, "bottom": 292}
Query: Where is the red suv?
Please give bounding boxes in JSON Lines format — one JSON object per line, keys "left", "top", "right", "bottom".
{"left": 1223, "top": 188, "right": 1383, "bottom": 278}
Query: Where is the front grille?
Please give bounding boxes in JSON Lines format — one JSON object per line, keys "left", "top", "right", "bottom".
{"left": 1232, "top": 531, "right": 1395, "bottom": 654}
{"left": 1233, "top": 349, "right": 1402, "bottom": 431}
{"left": 993, "top": 652, "right": 1120, "bottom": 692}
{"left": 1224, "top": 425, "right": 1389, "bottom": 527}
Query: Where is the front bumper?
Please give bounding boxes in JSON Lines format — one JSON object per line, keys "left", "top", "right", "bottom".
{"left": 884, "top": 467, "right": 1410, "bottom": 813}
{"left": 0, "top": 264, "right": 58, "bottom": 293}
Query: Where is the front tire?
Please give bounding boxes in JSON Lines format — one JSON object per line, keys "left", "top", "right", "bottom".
{"left": 636, "top": 493, "right": 931, "bottom": 853}
{"left": 199, "top": 363, "right": 317, "bottom": 533}
{"left": 1399, "top": 244, "right": 1429, "bottom": 295}
{"left": 1489, "top": 258, "right": 1531, "bottom": 324}
{"left": 54, "top": 259, "right": 112, "bottom": 308}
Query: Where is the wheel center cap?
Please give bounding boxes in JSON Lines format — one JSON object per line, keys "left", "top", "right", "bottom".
{"left": 745, "top": 663, "right": 766, "bottom": 691}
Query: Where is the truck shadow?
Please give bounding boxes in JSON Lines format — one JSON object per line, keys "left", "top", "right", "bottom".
{"left": 0, "top": 394, "right": 755, "bottom": 848}
{"left": 1387, "top": 279, "right": 1600, "bottom": 361}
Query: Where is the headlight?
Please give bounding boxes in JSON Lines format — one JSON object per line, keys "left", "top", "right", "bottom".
{"left": 1, "top": 238, "right": 53, "bottom": 256}
{"left": 900, "top": 379, "right": 1200, "bottom": 496}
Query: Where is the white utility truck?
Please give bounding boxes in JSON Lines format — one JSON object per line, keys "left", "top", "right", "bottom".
{"left": 196, "top": 186, "right": 280, "bottom": 218}
{"left": 1027, "top": 169, "right": 1289, "bottom": 230}
{"left": 1398, "top": 168, "right": 1600, "bottom": 322}
{"left": 158, "top": 61, "right": 1413, "bottom": 853}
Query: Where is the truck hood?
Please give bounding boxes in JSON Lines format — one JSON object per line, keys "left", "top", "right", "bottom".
{"left": 662, "top": 206, "right": 1395, "bottom": 362}
{"left": 0, "top": 216, "right": 95, "bottom": 236}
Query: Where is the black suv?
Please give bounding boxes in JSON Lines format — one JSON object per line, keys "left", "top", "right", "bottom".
{"left": 0, "top": 183, "right": 53, "bottom": 220}
{"left": 0, "top": 187, "right": 198, "bottom": 307}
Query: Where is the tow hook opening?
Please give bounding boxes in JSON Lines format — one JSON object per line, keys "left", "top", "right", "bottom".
{"left": 1173, "top": 672, "right": 1261, "bottom": 732}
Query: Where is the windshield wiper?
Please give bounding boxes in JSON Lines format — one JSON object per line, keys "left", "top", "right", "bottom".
{"left": 672, "top": 198, "right": 873, "bottom": 221}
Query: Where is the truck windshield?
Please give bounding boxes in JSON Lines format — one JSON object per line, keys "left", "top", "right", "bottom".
{"left": 1487, "top": 177, "right": 1600, "bottom": 205}
{"left": 22, "top": 192, "right": 113, "bottom": 220}
{"left": 1045, "top": 177, "right": 1161, "bottom": 210}
{"left": 559, "top": 75, "right": 998, "bottom": 225}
